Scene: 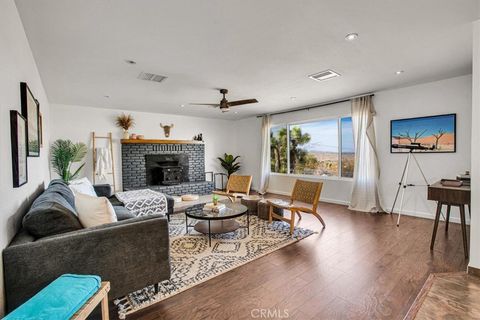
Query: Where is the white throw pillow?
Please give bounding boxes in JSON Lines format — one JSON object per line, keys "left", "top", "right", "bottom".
{"left": 75, "top": 192, "right": 117, "bottom": 228}
{"left": 69, "top": 177, "right": 97, "bottom": 197}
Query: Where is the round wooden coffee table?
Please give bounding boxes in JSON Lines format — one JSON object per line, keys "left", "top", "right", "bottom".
{"left": 185, "top": 201, "right": 248, "bottom": 246}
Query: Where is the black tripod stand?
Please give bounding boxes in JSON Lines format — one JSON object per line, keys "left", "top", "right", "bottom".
{"left": 390, "top": 149, "right": 430, "bottom": 226}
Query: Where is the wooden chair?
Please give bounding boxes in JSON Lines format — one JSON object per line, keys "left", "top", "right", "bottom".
{"left": 213, "top": 175, "right": 252, "bottom": 202}
{"left": 268, "top": 179, "right": 325, "bottom": 235}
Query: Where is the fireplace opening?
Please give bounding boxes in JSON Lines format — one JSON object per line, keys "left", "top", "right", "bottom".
{"left": 146, "top": 154, "right": 189, "bottom": 186}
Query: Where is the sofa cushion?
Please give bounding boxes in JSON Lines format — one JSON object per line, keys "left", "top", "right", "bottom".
{"left": 113, "top": 206, "right": 136, "bottom": 221}
{"left": 47, "top": 179, "right": 76, "bottom": 209}
{"left": 23, "top": 192, "right": 82, "bottom": 238}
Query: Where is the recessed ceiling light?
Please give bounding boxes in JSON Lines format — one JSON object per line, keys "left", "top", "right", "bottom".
{"left": 290, "top": 97, "right": 297, "bottom": 101}
{"left": 124, "top": 59, "right": 137, "bottom": 65}
{"left": 345, "top": 33, "right": 359, "bottom": 41}
{"left": 396, "top": 70, "right": 404, "bottom": 75}
{"left": 180, "top": 104, "right": 185, "bottom": 107}
{"left": 234, "top": 111, "right": 238, "bottom": 114}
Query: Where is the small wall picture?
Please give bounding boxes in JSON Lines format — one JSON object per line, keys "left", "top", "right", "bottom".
{"left": 20, "top": 82, "right": 40, "bottom": 157}
{"left": 39, "top": 112, "right": 43, "bottom": 148}
{"left": 391, "top": 113, "right": 456, "bottom": 153}
{"left": 10, "top": 110, "right": 28, "bottom": 187}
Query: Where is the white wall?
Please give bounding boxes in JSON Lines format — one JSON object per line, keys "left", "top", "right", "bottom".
{"left": 236, "top": 75, "right": 472, "bottom": 224}
{"left": 469, "top": 20, "right": 480, "bottom": 269}
{"left": 234, "top": 117, "right": 262, "bottom": 189}
{"left": 0, "top": 0, "right": 51, "bottom": 315}
{"left": 50, "top": 104, "right": 236, "bottom": 189}
{"left": 377, "top": 75, "right": 471, "bottom": 223}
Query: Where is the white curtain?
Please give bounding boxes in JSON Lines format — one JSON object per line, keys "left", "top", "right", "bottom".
{"left": 349, "top": 96, "right": 383, "bottom": 213}
{"left": 259, "top": 115, "right": 271, "bottom": 194}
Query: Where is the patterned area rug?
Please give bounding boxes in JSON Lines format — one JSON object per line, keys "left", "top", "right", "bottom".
{"left": 114, "top": 213, "right": 315, "bottom": 319}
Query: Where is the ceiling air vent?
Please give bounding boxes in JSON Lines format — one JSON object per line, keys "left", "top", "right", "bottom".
{"left": 308, "top": 69, "right": 341, "bottom": 82}
{"left": 137, "top": 72, "right": 167, "bottom": 83}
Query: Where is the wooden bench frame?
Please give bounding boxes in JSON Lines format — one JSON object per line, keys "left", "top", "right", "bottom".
{"left": 71, "top": 281, "right": 110, "bottom": 320}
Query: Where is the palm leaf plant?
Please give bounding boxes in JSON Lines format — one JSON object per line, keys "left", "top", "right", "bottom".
{"left": 50, "top": 139, "right": 88, "bottom": 183}
{"left": 217, "top": 153, "right": 241, "bottom": 177}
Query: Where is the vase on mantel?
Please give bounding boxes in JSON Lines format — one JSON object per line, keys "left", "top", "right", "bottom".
{"left": 123, "top": 130, "right": 129, "bottom": 139}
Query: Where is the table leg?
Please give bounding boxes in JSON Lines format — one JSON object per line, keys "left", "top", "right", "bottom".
{"left": 430, "top": 202, "right": 443, "bottom": 250}
{"left": 185, "top": 216, "right": 188, "bottom": 234}
{"left": 101, "top": 294, "right": 109, "bottom": 320}
{"left": 460, "top": 205, "right": 469, "bottom": 259}
{"left": 208, "top": 220, "right": 211, "bottom": 247}
{"left": 468, "top": 204, "right": 471, "bottom": 218}
{"left": 247, "top": 212, "right": 250, "bottom": 235}
{"left": 445, "top": 205, "right": 451, "bottom": 232}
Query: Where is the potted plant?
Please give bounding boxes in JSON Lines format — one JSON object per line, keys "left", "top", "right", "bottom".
{"left": 217, "top": 153, "right": 241, "bottom": 177}
{"left": 50, "top": 139, "right": 88, "bottom": 183}
{"left": 116, "top": 113, "right": 135, "bottom": 139}
{"left": 212, "top": 194, "right": 219, "bottom": 206}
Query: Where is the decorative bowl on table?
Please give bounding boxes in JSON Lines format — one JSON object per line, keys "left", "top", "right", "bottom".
{"left": 181, "top": 194, "right": 199, "bottom": 201}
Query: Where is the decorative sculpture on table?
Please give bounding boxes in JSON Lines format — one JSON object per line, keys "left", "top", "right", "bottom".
{"left": 160, "top": 123, "right": 174, "bottom": 138}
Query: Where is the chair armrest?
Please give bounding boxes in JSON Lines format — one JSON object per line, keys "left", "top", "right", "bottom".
{"left": 93, "top": 184, "right": 112, "bottom": 198}
{"left": 3, "top": 215, "right": 170, "bottom": 312}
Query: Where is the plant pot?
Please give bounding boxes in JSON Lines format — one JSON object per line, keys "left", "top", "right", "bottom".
{"left": 123, "top": 131, "right": 129, "bottom": 139}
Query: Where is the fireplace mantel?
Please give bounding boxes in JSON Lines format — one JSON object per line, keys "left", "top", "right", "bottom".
{"left": 121, "top": 139, "right": 203, "bottom": 145}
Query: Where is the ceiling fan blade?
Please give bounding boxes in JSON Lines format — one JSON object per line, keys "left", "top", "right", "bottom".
{"left": 227, "top": 99, "right": 258, "bottom": 107}
{"left": 189, "top": 103, "right": 220, "bottom": 107}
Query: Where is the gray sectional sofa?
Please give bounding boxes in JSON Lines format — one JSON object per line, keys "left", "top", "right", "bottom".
{"left": 3, "top": 180, "right": 174, "bottom": 312}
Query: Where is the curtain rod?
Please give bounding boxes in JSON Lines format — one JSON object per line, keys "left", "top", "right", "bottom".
{"left": 256, "top": 93, "right": 374, "bottom": 118}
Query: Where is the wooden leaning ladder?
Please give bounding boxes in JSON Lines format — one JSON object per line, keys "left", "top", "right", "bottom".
{"left": 92, "top": 132, "right": 117, "bottom": 192}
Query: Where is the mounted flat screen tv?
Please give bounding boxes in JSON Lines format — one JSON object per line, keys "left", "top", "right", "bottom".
{"left": 390, "top": 113, "right": 456, "bottom": 153}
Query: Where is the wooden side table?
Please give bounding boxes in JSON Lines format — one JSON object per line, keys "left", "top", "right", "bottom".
{"left": 258, "top": 199, "right": 284, "bottom": 221}
{"left": 71, "top": 281, "right": 111, "bottom": 320}
{"left": 428, "top": 181, "right": 470, "bottom": 259}
{"left": 241, "top": 195, "right": 262, "bottom": 216}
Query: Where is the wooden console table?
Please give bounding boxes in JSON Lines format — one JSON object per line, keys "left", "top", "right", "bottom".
{"left": 428, "top": 181, "right": 470, "bottom": 259}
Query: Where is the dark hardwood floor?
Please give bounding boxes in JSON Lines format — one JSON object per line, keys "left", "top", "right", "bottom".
{"left": 116, "top": 199, "right": 468, "bottom": 320}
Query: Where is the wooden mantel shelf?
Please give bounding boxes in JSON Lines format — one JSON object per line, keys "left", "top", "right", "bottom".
{"left": 121, "top": 139, "right": 204, "bottom": 145}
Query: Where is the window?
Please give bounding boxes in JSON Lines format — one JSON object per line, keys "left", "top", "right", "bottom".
{"left": 270, "top": 117, "right": 355, "bottom": 178}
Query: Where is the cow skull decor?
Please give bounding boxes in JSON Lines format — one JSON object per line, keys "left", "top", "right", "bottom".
{"left": 160, "top": 123, "right": 174, "bottom": 138}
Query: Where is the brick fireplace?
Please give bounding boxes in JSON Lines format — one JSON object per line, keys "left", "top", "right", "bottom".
{"left": 121, "top": 139, "right": 214, "bottom": 195}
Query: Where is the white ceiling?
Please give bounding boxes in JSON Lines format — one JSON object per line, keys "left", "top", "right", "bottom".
{"left": 15, "top": 0, "right": 479, "bottom": 119}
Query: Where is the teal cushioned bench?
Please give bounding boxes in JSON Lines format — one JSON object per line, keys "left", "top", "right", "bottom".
{"left": 4, "top": 274, "right": 101, "bottom": 320}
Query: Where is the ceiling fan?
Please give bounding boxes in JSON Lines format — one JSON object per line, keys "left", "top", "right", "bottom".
{"left": 190, "top": 89, "right": 258, "bottom": 112}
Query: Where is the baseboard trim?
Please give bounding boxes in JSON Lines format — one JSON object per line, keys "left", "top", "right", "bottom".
{"left": 468, "top": 266, "right": 480, "bottom": 278}
{"left": 266, "top": 190, "right": 469, "bottom": 225}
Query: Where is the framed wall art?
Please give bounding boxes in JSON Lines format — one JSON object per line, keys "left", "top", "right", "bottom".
{"left": 20, "top": 82, "right": 40, "bottom": 157}
{"left": 390, "top": 113, "right": 456, "bottom": 153}
{"left": 10, "top": 110, "right": 28, "bottom": 187}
